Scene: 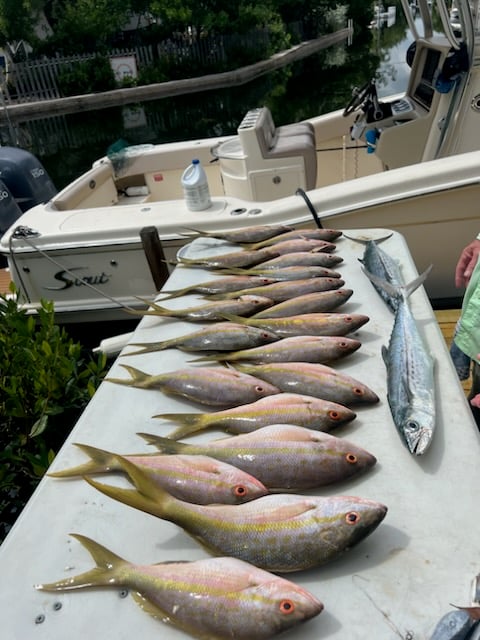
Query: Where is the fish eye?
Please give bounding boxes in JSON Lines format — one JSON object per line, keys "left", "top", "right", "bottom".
{"left": 345, "top": 511, "right": 360, "bottom": 525}
{"left": 233, "top": 485, "right": 247, "bottom": 497}
{"left": 345, "top": 453, "right": 358, "bottom": 464}
{"left": 344, "top": 316, "right": 354, "bottom": 323}
{"left": 255, "top": 385, "right": 265, "bottom": 392}
{"left": 279, "top": 599, "right": 296, "bottom": 615}
{"left": 328, "top": 410, "right": 341, "bottom": 420}
{"left": 353, "top": 387, "right": 364, "bottom": 396}
{"left": 406, "top": 420, "right": 420, "bottom": 432}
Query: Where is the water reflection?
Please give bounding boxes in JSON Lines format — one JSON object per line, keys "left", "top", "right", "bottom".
{"left": 0, "top": 10, "right": 411, "bottom": 190}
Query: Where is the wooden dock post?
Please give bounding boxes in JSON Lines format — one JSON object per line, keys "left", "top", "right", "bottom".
{"left": 140, "top": 226, "right": 170, "bottom": 291}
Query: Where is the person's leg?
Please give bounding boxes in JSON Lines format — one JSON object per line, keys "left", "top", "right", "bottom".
{"left": 468, "top": 361, "right": 480, "bottom": 428}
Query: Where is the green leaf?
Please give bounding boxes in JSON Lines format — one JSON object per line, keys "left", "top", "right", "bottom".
{"left": 42, "top": 340, "right": 53, "bottom": 357}
{"left": 29, "top": 415, "right": 48, "bottom": 438}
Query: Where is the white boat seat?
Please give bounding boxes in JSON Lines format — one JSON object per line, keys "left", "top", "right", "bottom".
{"left": 238, "top": 107, "right": 317, "bottom": 191}
{"left": 53, "top": 162, "right": 118, "bottom": 211}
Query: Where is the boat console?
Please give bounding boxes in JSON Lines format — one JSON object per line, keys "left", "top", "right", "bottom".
{"left": 348, "top": 0, "right": 479, "bottom": 169}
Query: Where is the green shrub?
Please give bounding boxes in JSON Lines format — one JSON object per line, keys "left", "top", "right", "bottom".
{"left": 0, "top": 289, "right": 108, "bottom": 541}
{"left": 57, "top": 56, "right": 116, "bottom": 96}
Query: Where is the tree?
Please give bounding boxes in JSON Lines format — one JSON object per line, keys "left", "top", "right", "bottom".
{"left": 0, "top": 0, "right": 44, "bottom": 48}
{"left": 46, "top": 0, "right": 132, "bottom": 53}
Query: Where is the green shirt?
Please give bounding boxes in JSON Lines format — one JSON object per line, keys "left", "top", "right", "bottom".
{"left": 454, "top": 256, "right": 480, "bottom": 362}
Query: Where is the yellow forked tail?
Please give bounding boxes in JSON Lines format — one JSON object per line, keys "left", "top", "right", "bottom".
{"left": 106, "top": 365, "right": 158, "bottom": 389}
{"left": 48, "top": 443, "right": 119, "bottom": 478}
{"left": 83, "top": 456, "right": 175, "bottom": 520}
{"left": 36, "top": 534, "right": 128, "bottom": 591}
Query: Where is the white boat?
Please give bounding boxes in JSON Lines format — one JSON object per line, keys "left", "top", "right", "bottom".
{"left": 1, "top": 0, "right": 480, "bottom": 321}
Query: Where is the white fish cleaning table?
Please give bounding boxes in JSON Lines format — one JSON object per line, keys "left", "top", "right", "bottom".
{"left": 1, "top": 229, "right": 479, "bottom": 639}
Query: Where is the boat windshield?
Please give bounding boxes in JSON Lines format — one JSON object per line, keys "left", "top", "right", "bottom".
{"left": 401, "top": 1, "right": 479, "bottom": 61}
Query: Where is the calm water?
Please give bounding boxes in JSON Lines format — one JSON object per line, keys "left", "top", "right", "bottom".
{"left": 1, "top": 11, "right": 411, "bottom": 190}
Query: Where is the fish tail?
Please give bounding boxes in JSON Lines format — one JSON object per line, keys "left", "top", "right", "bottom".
{"left": 403, "top": 265, "right": 433, "bottom": 298}
{"left": 119, "top": 296, "right": 171, "bottom": 317}
{"left": 35, "top": 533, "right": 128, "bottom": 591}
{"left": 361, "top": 265, "right": 432, "bottom": 301}
{"left": 137, "top": 432, "right": 187, "bottom": 453}
{"left": 48, "top": 443, "right": 119, "bottom": 477}
{"left": 344, "top": 232, "right": 393, "bottom": 246}
{"left": 84, "top": 461, "right": 173, "bottom": 520}
{"left": 122, "top": 340, "right": 173, "bottom": 356}
{"left": 135, "top": 296, "right": 171, "bottom": 315}
{"left": 216, "top": 267, "right": 249, "bottom": 275}
{"left": 151, "top": 413, "right": 209, "bottom": 439}
{"left": 219, "top": 313, "right": 251, "bottom": 325}
{"left": 155, "top": 289, "right": 186, "bottom": 300}
{"left": 187, "top": 353, "right": 225, "bottom": 363}
{"left": 179, "top": 226, "right": 203, "bottom": 236}
{"left": 106, "top": 364, "right": 154, "bottom": 388}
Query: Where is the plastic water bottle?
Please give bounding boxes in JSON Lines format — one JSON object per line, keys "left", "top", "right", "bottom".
{"left": 181, "top": 158, "right": 212, "bottom": 211}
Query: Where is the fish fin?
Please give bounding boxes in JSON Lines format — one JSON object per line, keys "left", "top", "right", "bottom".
{"left": 106, "top": 364, "right": 152, "bottom": 388}
{"left": 150, "top": 414, "right": 208, "bottom": 439}
{"left": 35, "top": 533, "right": 128, "bottom": 591}
{"left": 137, "top": 432, "right": 186, "bottom": 454}
{"left": 84, "top": 474, "right": 171, "bottom": 520}
{"left": 381, "top": 345, "right": 389, "bottom": 365}
{"left": 130, "top": 590, "right": 173, "bottom": 624}
{"left": 48, "top": 443, "right": 118, "bottom": 477}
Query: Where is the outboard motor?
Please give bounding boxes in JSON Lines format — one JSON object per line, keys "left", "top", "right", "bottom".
{"left": 0, "top": 178, "right": 24, "bottom": 267}
{"left": 0, "top": 146, "right": 57, "bottom": 213}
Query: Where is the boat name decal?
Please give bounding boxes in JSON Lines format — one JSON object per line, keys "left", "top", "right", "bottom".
{"left": 44, "top": 267, "right": 112, "bottom": 291}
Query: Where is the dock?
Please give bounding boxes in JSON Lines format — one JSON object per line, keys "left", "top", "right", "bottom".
{"left": 0, "top": 268, "right": 10, "bottom": 294}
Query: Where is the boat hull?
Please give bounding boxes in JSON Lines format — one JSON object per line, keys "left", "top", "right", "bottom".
{"left": 4, "top": 149, "right": 479, "bottom": 322}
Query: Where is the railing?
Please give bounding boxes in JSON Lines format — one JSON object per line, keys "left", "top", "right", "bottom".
{"left": 2, "top": 31, "right": 272, "bottom": 104}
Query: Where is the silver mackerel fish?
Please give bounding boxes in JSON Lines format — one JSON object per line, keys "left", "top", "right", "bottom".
{"left": 364, "top": 267, "right": 435, "bottom": 455}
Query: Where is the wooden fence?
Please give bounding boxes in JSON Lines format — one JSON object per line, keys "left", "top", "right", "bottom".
{"left": 1, "top": 31, "right": 271, "bottom": 104}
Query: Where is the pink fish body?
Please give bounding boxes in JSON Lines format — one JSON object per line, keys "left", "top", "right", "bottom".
{"left": 141, "top": 424, "right": 377, "bottom": 491}
{"left": 233, "top": 362, "right": 379, "bottom": 406}
{"left": 49, "top": 447, "right": 269, "bottom": 504}
{"left": 153, "top": 391, "right": 357, "bottom": 439}
{"left": 107, "top": 364, "right": 281, "bottom": 407}
{"left": 37, "top": 535, "right": 323, "bottom": 640}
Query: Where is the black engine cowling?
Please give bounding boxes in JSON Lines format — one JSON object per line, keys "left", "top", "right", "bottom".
{"left": 0, "top": 147, "right": 57, "bottom": 268}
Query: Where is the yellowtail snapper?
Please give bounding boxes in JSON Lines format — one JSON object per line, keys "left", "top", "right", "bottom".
{"left": 36, "top": 534, "right": 324, "bottom": 640}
